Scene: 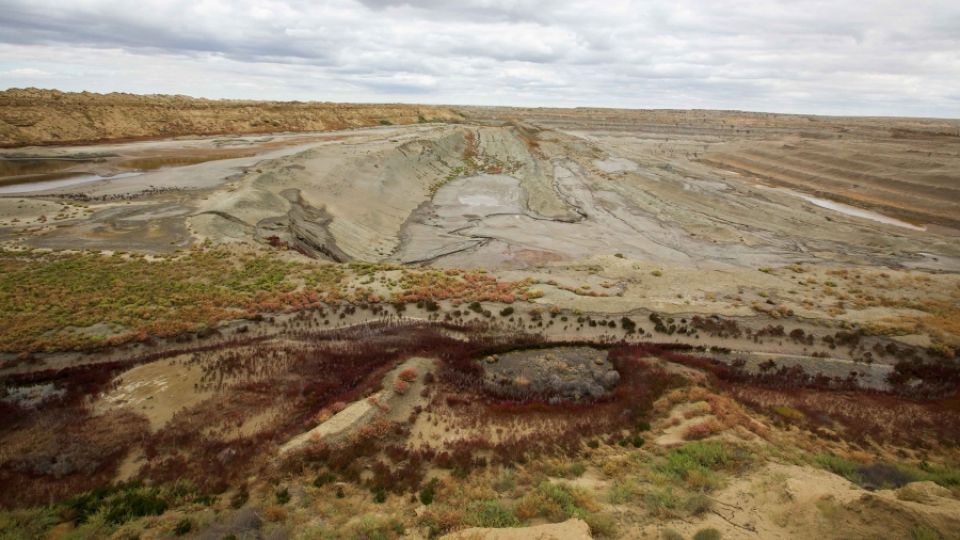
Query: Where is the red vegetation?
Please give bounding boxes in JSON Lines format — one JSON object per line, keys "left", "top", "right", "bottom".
{"left": 2, "top": 316, "right": 955, "bottom": 511}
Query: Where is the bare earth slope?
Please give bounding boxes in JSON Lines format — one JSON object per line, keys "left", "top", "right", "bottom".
{"left": 0, "top": 88, "right": 461, "bottom": 146}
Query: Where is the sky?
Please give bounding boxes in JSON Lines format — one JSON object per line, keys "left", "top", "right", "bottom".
{"left": 0, "top": 0, "right": 958, "bottom": 117}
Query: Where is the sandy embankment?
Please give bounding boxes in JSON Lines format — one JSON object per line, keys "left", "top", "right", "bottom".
{"left": 0, "top": 87, "right": 461, "bottom": 147}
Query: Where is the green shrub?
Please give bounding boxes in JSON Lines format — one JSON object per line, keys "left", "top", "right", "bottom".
{"left": 817, "top": 454, "right": 960, "bottom": 491}
{"left": 899, "top": 462, "right": 960, "bottom": 490}
{"left": 608, "top": 480, "right": 638, "bottom": 504}
{"left": 656, "top": 441, "right": 740, "bottom": 492}
{"left": 773, "top": 406, "right": 804, "bottom": 421}
{"left": 103, "top": 489, "right": 168, "bottom": 525}
{"left": 693, "top": 528, "right": 721, "bottom": 540}
{"left": 662, "top": 529, "right": 685, "bottom": 540}
{"left": 173, "top": 518, "right": 193, "bottom": 536}
{"left": 0, "top": 507, "right": 61, "bottom": 540}
{"left": 530, "top": 481, "right": 597, "bottom": 521}
{"left": 567, "top": 462, "right": 587, "bottom": 478}
{"left": 230, "top": 488, "right": 249, "bottom": 509}
{"left": 68, "top": 483, "right": 168, "bottom": 526}
{"left": 419, "top": 479, "right": 438, "bottom": 506}
{"left": 500, "top": 306, "right": 515, "bottom": 317}
{"left": 583, "top": 512, "right": 618, "bottom": 538}
{"left": 465, "top": 500, "right": 519, "bottom": 528}
{"left": 343, "top": 515, "right": 405, "bottom": 539}
{"left": 684, "top": 493, "right": 713, "bottom": 516}
{"left": 314, "top": 472, "right": 336, "bottom": 487}
{"left": 372, "top": 486, "right": 387, "bottom": 504}
{"left": 815, "top": 454, "right": 868, "bottom": 485}
{"left": 275, "top": 487, "right": 290, "bottom": 505}
{"left": 493, "top": 470, "right": 516, "bottom": 494}
{"left": 910, "top": 525, "right": 942, "bottom": 540}
{"left": 194, "top": 493, "right": 217, "bottom": 506}
{"left": 644, "top": 487, "right": 680, "bottom": 515}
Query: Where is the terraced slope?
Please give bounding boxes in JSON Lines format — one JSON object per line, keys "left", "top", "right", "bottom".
{"left": 700, "top": 138, "right": 960, "bottom": 229}
{"left": 466, "top": 106, "right": 960, "bottom": 230}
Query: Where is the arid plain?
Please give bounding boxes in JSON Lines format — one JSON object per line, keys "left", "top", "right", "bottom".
{"left": 1, "top": 89, "right": 959, "bottom": 539}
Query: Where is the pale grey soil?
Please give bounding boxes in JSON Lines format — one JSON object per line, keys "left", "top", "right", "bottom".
{"left": 1, "top": 110, "right": 957, "bottom": 378}
{"left": 482, "top": 346, "right": 618, "bottom": 401}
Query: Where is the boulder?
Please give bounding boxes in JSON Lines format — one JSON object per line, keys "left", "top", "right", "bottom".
{"left": 600, "top": 369, "right": 620, "bottom": 388}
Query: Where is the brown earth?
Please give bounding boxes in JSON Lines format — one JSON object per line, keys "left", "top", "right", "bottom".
{"left": 465, "top": 106, "right": 960, "bottom": 230}
{"left": 0, "top": 87, "right": 461, "bottom": 147}
{"left": 441, "top": 518, "right": 591, "bottom": 539}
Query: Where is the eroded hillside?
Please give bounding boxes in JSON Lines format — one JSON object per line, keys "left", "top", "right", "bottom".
{"left": 0, "top": 88, "right": 461, "bottom": 146}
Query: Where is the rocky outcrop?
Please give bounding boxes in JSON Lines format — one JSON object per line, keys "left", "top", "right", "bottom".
{"left": 0, "top": 88, "right": 461, "bottom": 147}
{"left": 256, "top": 189, "right": 350, "bottom": 262}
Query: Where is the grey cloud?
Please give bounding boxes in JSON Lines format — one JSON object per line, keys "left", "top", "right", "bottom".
{"left": 0, "top": 0, "right": 957, "bottom": 117}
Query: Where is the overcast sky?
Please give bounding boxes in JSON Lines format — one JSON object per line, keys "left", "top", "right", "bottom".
{"left": 1, "top": 0, "right": 958, "bottom": 117}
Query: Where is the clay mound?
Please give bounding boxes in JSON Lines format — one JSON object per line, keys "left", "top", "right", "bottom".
{"left": 440, "top": 518, "right": 591, "bottom": 540}
{"left": 0, "top": 88, "right": 461, "bottom": 147}
{"left": 196, "top": 125, "right": 473, "bottom": 260}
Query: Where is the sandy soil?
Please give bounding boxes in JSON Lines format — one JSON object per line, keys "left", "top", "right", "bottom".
{"left": 93, "top": 354, "right": 210, "bottom": 431}
{"left": 634, "top": 463, "right": 960, "bottom": 540}
{"left": 440, "top": 518, "right": 592, "bottom": 539}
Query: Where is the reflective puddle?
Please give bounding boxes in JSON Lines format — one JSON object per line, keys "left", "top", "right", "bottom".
{"left": 759, "top": 185, "right": 927, "bottom": 231}
{"left": 0, "top": 171, "right": 144, "bottom": 194}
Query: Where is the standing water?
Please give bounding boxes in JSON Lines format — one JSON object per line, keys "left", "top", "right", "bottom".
{"left": 757, "top": 184, "right": 926, "bottom": 231}
{"left": 0, "top": 172, "right": 144, "bottom": 194}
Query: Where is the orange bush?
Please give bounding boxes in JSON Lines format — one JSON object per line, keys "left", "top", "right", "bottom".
{"left": 263, "top": 505, "right": 287, "bottom": 522}
{"left": 683, "top": 419, "right": 723, "bottom": 440}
